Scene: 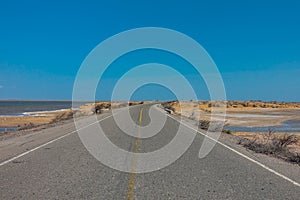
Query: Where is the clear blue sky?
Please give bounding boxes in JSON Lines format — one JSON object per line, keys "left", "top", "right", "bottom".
{"left": 0, "top": 0, "right": 299, "bottom": 101}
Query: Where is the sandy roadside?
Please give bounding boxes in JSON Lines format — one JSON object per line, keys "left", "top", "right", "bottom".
{"left": 0, "top": 114, "right": 60, "bottom": 128}
{"left": 169, "top": 101, "right": 300, "bottom": 127}
{"left": 233, "top": 132, "right": 300, "bottom": 153}
{"left": 0, "top": 109, "right": 73, "bottom": 128}
{"left": 163, "top": 101, "right": 300, "bottom": 165}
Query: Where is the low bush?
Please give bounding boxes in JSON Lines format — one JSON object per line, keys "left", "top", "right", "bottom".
{"left": 238, "top": 130, "right": 299, "bottom": 165}
{"left": 223, "top": 129, "right": 232, "bottom": 134}
{"left": 161, "top": 102, "right": 175, "bottom": 112}
{"left": 198, "top": 120, "right": 210, "bottom": 130}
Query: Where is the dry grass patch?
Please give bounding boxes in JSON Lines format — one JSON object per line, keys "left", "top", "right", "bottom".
{"left": 238, "top": 130, "right": 300, "bottom": 165}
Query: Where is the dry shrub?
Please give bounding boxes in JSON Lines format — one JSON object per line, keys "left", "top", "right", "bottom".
{"left": 128, "top": 101, "right": 144, "bottom": 106}
{"left": 18, "top": 122, "right": 35, "bottom": 130}
{"left": 238, "top": 130, "right": 299, "bottom": 165}
{"left": 271, "top": 134, "right": 298, "bottom": 149}
{"left": 52, "top": 110, "right": 74, "bottom": 122}
{"left": 198, "top": 120, "right": 210, "bottom": 130}
{"left": 288, "top": 153, "right": 300, "bottom": 163}
{"left": 188, "top": 112, "right": 196, "bottom": 120}
{"left": 161, "top": 102, "right": 176, "bottom": 112}
{"left": 223, "top": 129, "right": 232, "bottom": 134}
{"left": 94, "top": 103, "right": 111, "bottom": 114}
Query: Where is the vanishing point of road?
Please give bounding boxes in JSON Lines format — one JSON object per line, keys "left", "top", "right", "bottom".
{"left": 1, "top": 104, "right": 300, "bottom": 199}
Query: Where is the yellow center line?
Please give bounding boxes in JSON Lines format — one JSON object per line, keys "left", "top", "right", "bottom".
{"left": 127, "top": 108, "right": 143, "bottom": 200}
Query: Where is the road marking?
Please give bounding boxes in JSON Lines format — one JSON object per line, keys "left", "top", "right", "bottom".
{"left": 4, "top": 104, "right": 299, "bottom": 189}
{"left": 0, "top": 104, "right": 146, "bottom": 167}
{"left": 127, "top": 108, "right": 143, "bottom": 200}
{"left": 164, "top": 111, "right": 300, "bottom": 188}
{"left": 0, "top": 114, "right": 115, "bottom": 167}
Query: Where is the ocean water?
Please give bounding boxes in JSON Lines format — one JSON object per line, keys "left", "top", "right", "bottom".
{"left": 0, "top": 101, "right": 75, "bottom": 116}
{"left": 0, "top": 127, "right": 17, "bottom": 132}
{"left": 0, "top": 101, "right": 80, "bottom": 133}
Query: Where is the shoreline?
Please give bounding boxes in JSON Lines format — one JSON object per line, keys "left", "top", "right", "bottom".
{"left": 0, "top": 108, "right": 74, "bottom": 130}
{"left": 0, "top": 101, "right": 146, "bottom": 132}
{"left": 0, "top": 108, "right": 71, "bottom": 117}
{"left": 162, "top": 101, "right": 300, "bottom": 166}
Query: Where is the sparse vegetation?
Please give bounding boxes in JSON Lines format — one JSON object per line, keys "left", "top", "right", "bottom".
{"left": 188, "top": 112, "right": 196, "bottom": 120}
{"left": 93, "top": 102, "right": 111, "bottom": 114}
{"left": 128, "top": 101, "right": 144, "bottom": 106}
{"left": 18, "top": 122, "right": 35, "bottom": 130}
{"left": 223, "top": 129, "right": 232, "bottom": 134}
{"left": 161, "top": 102, "right": 176, "bottom": 113}
{"left": 168, "top": 100, "right": 300, "bottom": 114}
{"left": 198, "top": 120, "right": 210, "bottom": 130}
{"left": 160, "top": 100, "right": 300, "bottom": 166}
{"left": 51, "top": 109, "right": 74, "bottom": 122}
{"left": 238, "top": 130, "right": 300, "bottom": 165}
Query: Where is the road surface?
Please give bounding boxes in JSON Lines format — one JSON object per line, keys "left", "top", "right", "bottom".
{"left": 1, "top": 104, "right": 300, "bottom": 199}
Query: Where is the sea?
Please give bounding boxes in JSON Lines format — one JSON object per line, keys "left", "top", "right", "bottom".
{"left": 0, "top": 100, "right": 93, "bottom": 133}
{"left": 0, "top": 101, "right": 74, "bottom": 116}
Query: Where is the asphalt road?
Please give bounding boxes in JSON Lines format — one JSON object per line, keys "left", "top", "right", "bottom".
{"left": 1, "top": 104, "right": 300, "bottom": 199}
